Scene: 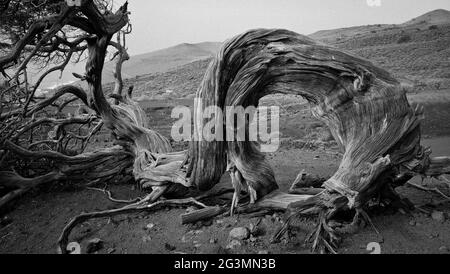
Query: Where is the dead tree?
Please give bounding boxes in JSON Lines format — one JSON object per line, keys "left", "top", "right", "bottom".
{"left": 187, "top": 29, "right": 450, "bottom": 252}
{"left": 0, "top": 1, "right": 195, "bottom": 252}
{"left": 58, "top": 29, "right": 450, "bottom": 253}
{"left": 0, "top": 0, "right": 177, "bottom": 207}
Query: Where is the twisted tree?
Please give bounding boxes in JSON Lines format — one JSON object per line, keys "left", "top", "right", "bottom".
{"left": 186, "top": 29, "right": 450, "bottom": 252}
{"left": 1, "top": 1, "right": 449, "bottom": 254}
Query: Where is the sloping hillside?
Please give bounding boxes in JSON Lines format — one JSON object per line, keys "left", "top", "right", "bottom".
{"left": 101, "top": 42, "right": 221, "bottom": 84}
{"left": 105, "top": 9, "right": 450, "bottom": 99}
{"left": 103, "top": 58, "right": 212, "bottom": 99}
{"left": 402, "top": 9, "right": 450, "bottom": 26}
{"left": 310, "top": 9, "right": 450, "bottom": 90}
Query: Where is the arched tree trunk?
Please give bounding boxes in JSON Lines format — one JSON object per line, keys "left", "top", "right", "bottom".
{"left": 186, "top": 29, "right": 450, "bottom": 251}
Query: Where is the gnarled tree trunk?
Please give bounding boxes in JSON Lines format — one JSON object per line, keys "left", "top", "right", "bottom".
{"left": 186, "top": 29, "right": 450, "bottom": 251}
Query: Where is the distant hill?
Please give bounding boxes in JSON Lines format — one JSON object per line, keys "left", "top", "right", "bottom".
{"left": 101, "top": 41, "right": 222, "bottom": 84}
{"left": 38, "top": 9, "right": 450, "bottom": 97}
{"left": 309, "top": 9, "right": 450, "bottom": 90}
{"left": 122, "top": 9, "right": 450, "bottom": 100}
{"left": 103, "top": 58, "right": 212, "bottom": 99}
{"left": 34, "top": 41, "right": 221, "bottom": 90}
{"left": 402, "top": 9, "right": 450, "bottom": 26}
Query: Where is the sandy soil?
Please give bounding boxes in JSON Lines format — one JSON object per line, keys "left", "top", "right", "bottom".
{"left": 0, "top": 135, "right": 449, "bottom": 254}
{"left": 1, "top": 94, "right": 450, "bottom": 254}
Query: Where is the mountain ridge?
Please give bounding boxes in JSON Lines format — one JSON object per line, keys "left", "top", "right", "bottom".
{"left": 38, "top": 8, "right": 450, "bottom": 91}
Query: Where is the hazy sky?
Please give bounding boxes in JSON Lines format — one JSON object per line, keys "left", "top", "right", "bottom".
{"left": 121, "top": 0, "right": 450, "bottom": 55}
{"left": 36, "top": 0, "right": 450, "bottom": 87}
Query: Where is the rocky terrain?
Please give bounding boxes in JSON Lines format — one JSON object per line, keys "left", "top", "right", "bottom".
{"left": 104, "top": 9, "right": 450, "bottom": 100}
{"left": 1, "top": 9, "right": 450, "bottom": 254}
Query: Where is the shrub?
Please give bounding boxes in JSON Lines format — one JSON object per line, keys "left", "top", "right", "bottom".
{"left": 397, "top": 34, "right": 412, "bottom": 44}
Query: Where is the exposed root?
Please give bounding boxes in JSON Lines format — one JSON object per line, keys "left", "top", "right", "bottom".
{"left": 307, "top": 211, "right": 341, "bottom": 254}
{"left": 86, "top": 187, "right": 142, "bottom": 204}
{"left": 358, "top": 209, "right": 384, "bottom": 242}
{"left": 406, "top": 181, "right": 450, "bottom": 201}
{"left": 57, "top": 196, "right": 208, "bottom": 254}
{"left": 57, "top": 185, "right": 235, "bottom": 253}
{"left": 289, "top": 170, "right": 326, "bottom": 192}
{"left": 0, "top": 171, "right": 64, "bottom": 210}
{"left": 270, "top": 192, "right": 387, "bottom": 253}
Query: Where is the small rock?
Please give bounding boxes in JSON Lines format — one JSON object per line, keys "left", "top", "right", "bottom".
{"left": 186, "top": 206, "right": 197, "bottom": 213}
{"left": 216, "top": 219, "right": 224, "bottom": 225}
{"left": 429, "top": 232, "right": 439, "bottom": 239}
{"left": 86, "top": 238, "right": 103, "bottom": 254}
{"left": 229, "top": 227, "right": 250, "bottom": 240}
{"left": 142, "top": 235, "right": 152, "bottom": 243}
{"left": 226, "top": 240, "right": 242, "bottom": 250}
{"left": 209, "top": 238, "right": 218, "bottom": 244}
{"left": 145, "top": 223, "right": 155, "bottom": 230}
{"left": 249, "top": 220, "right": 264, "bottom": 236}
{"left": 165, "top": 243, "right": 176, "bottom": 251}
{"left": 439, "top": 246, "right": 448, "bottom": 253}
{"left": 107, "top": 248, "right": 116, "bottom": 254}
{"left": 249, "top": 223, "right": 256, "bottom": 233}
{"left": 314, "top": 155, "right": 320, "bottom": 159}
{"left": 408, "top": 220, "right": 416, "bottom": 226}
{"left": 431, "top": 211, "right": 446, "bottom": 223}
{"left": 258, "top": 250, "right": 269, "bottom": 254}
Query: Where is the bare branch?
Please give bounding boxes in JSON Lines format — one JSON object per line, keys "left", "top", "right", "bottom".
{"left": 0, "top": 4, "right": 75, "bottom": 69}
{"left": 4, "top": 140, "right": 132, "bottom": 163}
{"left": 1, "top": 85, "right": 91, "bottom": 120}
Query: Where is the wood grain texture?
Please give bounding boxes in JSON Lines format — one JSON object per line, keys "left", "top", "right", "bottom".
{"left": 188, "top": 28, "right": 437, "bottom": 208}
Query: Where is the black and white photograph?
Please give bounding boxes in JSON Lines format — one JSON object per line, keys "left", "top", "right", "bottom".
{"left": 1, "top": 0, "right": 450, "bottom": 261}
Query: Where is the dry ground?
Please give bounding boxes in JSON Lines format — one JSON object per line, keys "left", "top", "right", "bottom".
{"left": 1, "top": 95, "right": 449, "bottom": 254}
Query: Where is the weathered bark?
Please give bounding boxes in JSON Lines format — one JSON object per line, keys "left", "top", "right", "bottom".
{"left": 0, "top": 170, "right": 64, "bottom": 209}
{"left": 1, "top": 1, "right": 187, "bottom": 210}
{"left": 68, "top": 2, "right": 185, "bottom": 194}
{"left": 181, "top": 206, "right": 226, "bottom": 224}
{"left": 185, "top": 29, "right": 450, "bottom": 252}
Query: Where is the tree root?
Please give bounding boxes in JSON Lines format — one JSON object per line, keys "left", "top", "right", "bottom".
{"left": 269, "top": 191, "right": 387, "bottom": 254}
{"left": 0, "top": 171, "right": 64, "bottom": 210}
{"left": 306, "top": 212, "right": 340, "bottom": 254}
{"left": 86, "top": 187, "right": 142, "bottom": 204}
{"left": 406, "top": 181, "right": 450, "bottom": 201}
{"left": 57, "top": 196, "right": 209, "bottom": 254}
{"left": 57, "top": 185, "right": 236, "bottom": 254}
